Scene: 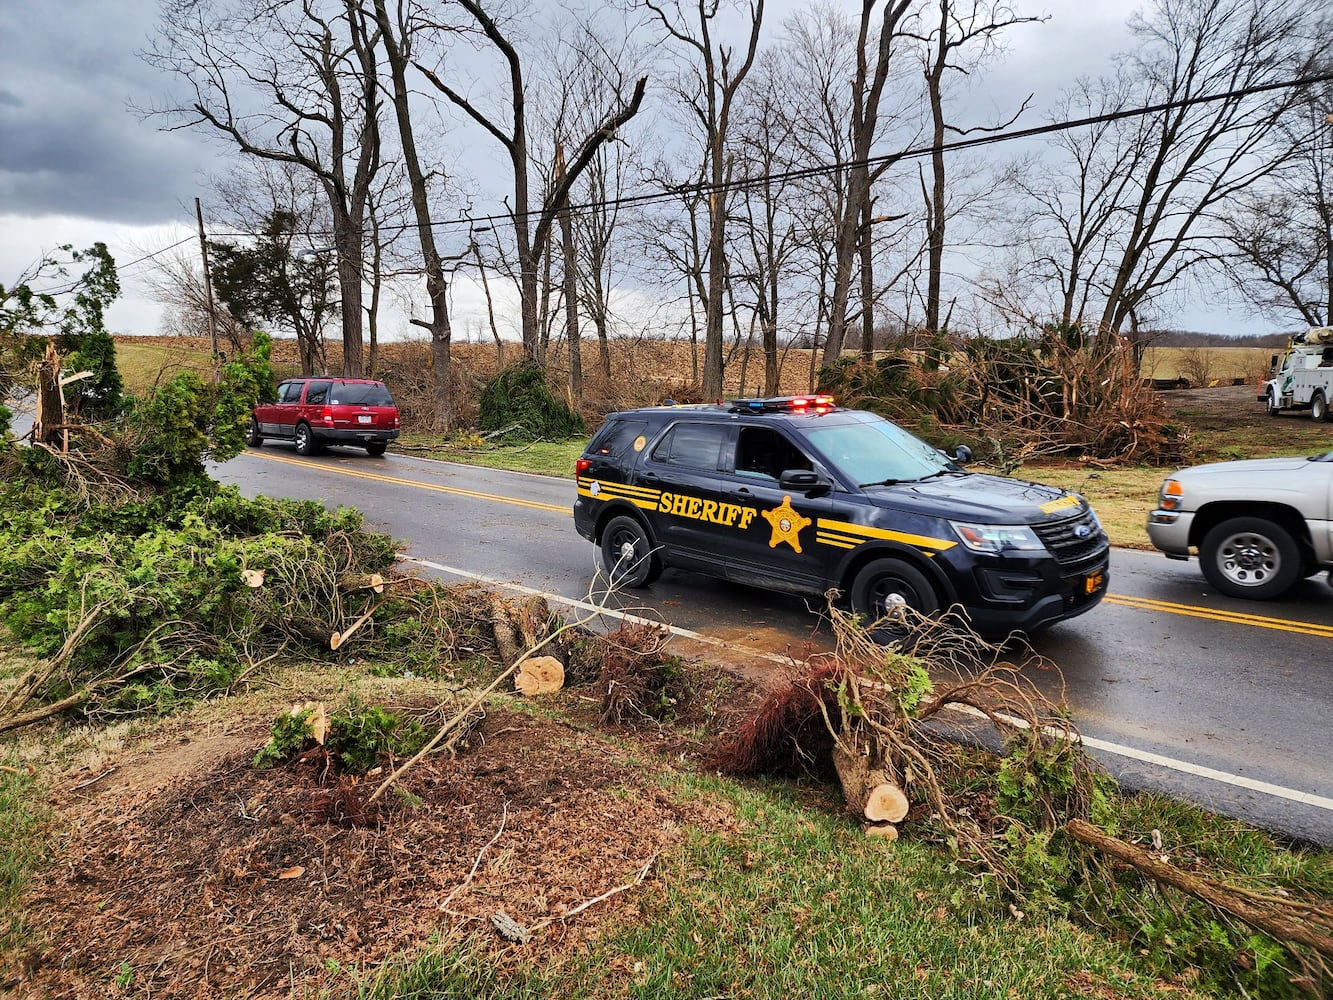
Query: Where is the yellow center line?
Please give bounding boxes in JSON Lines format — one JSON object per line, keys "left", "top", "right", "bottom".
{"left": 252, "top": 451, "right": 569, "bottom": 515}
{"left": 1104, "top": 594, "right": 1333, "bottom": 638}
{"left": 252, "top": 452, "right": 1333, "bottom": 638}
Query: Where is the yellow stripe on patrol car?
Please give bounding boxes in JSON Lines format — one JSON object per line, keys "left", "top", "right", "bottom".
{"left": 1039, "top": 494, "right": 1081, "bottom": 514}
{"left": 816, "top": 518, "right": 956, "bottom": 552}
{"left": 576, "top": 478, "right": 663, "bottom": 512}
{"left": 815, "top": 531, "right": 859, "bottom": 550}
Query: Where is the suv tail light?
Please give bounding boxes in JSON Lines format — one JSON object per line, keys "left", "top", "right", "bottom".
{"left": 576, "top": 458, "right": 591, "bottom": 476}
{"left": 320, "top": 406, "right": 334, "bottom": 425}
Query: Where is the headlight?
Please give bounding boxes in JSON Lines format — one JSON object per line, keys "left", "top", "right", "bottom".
{"left": 951, "top": 522, "right": 1045, "bottom": 554}
{"left": 1158, "top": 479, "right": 1184, "bottom": 511}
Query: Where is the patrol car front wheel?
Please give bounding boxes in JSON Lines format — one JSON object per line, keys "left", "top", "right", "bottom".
{"left": 601, "top": 516, "right": 662, "bottom": 588}
{"left": 850, "top": 559, "right": 939, "bottom": 634}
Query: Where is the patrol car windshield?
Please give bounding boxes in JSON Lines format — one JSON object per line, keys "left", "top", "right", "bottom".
{"left": 804, "top": 416, "right": 961, "bottom": 487}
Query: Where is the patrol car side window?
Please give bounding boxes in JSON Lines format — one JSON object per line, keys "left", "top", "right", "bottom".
{"left": 734, "top": 427, "right": 812, "bottom": 480}
{"left": 651, "top": 423, "right": 727, "bottom": 470}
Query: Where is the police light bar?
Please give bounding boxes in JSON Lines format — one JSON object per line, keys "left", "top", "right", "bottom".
{"left": 729, "top": 394, "right": 835, "bottom": 414}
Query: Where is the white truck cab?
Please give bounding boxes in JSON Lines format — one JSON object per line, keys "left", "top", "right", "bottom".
{"left": 1260, "top": 327, "right": 1333, "bottom": 420}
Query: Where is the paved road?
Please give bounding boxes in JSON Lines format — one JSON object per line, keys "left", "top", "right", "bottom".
{"left": 212, "top": 445, "right": 1333, "bottom": 845}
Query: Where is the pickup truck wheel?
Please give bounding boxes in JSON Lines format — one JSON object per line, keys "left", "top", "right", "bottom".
{"left": 293, "top": 422, "right": 319, "bottom": 456}
{"left": 1265, "top": 390, "right": 1281, "bottom": 417}
{"left": 1199, "top": 517, "right": 1300, "bottom": 600}
{"left": 244, "top": 417, "right": 264, "bottom": 448}
{"left": 601, "top": 515, "right": 662, "bottom": 588}
{"left": 850, "top": 558, "right": 939, "bottom": 637}
{"left": 1312, "top": 391, "right": 1329, "bottom": 422}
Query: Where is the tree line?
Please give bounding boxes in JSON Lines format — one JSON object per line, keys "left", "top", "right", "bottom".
{"left": 140, "top": 0, "right": 1331, "bottom": 430}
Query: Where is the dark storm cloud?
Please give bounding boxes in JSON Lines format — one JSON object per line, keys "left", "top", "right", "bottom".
{"left": 0, "top": 0, "right": 215, "bottom": 224}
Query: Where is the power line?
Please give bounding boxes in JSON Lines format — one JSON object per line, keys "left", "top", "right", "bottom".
{"left": 21, "top": 67, "right": 1333, "bottom": 286}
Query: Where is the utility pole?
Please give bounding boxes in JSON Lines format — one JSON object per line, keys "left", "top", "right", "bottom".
{"left": 195, "top": 197, "right": 221, "bottom": 383}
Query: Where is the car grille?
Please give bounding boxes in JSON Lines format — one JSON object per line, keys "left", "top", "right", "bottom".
{"left": 1033, "top": 509, "right": 1106, "bottom": 573}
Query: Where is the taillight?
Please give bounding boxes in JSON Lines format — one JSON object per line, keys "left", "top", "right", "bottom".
{"left": 320, "top": 406, "right": 334, "bottom": 425}
{"left": 576, "top": 458, "right": 591, "bottom": 476}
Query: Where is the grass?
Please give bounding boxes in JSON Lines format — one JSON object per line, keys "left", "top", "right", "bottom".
{"left": 0, "top": 753, "right": 48, "bottom": 957}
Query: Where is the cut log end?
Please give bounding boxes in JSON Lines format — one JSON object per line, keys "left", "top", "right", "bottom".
{"left": 515, "top": 655, "right": 565, "bottom": 696}
{"left": 241, "top": 569, "right": 266, "bottom": 588}
{"left": 865, "top": 822, "right": 899, "bottom": 841}
{"left": 864, "top": 782, "right": 909, "bottom": 824}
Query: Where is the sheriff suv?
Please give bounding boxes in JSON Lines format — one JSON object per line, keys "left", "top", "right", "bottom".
{"left": 573, "top": 395, "right": 1110, "bottom": 637}
{"left": 247, "top": 377, "right": 400, "bottom": 457}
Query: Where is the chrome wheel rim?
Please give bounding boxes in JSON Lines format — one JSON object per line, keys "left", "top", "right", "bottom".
{"left": 1215, "top": 531, "right": 1281, "bottom": 588}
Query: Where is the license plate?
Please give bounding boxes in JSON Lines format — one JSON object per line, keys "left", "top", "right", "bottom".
{"left": 1084, "top": 571, "right": 1105, "bottom": 595}
{"left": 358, "top": 414, "right": 372, "bottom": 424}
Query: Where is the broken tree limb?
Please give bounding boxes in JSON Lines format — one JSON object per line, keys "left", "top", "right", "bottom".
{"left": 528, "top": 853, "right": 658, "bottom": 932}
{"left": 330, "top": 598, "right": 388, "bottom": 651}
{"left": 1066, "top": 819, "right": 1333, "bottom": 959}
{"left": 337, "top": 573, "right": 385, "bottom": 595}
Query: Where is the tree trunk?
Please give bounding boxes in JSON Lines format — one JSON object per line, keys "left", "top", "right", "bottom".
{"left": 832, "top": 744, "right": 909, "bottom": 823}
{"left": 1066, "top": 819, "right": 1333, "bottom": 959}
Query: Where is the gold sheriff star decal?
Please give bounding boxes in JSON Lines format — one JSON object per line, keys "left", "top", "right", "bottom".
{"left": 761, "top": 496, "right": 811, "bottom": 553}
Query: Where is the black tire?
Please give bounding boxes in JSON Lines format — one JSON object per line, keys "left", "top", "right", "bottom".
{"left": 365, "top": 442, "right": 387, "bottom": 457}
{"left": 1265, "top": 390, "right": 1281, "bottom": 416}
{"left": 600, "top": 515, "right": 662, "bottom": 588}
{"left": 849, "top": 558, "right": 940, "bottom": 635}
{"left": 1199, "top": 516, "right": 1301, "bottom": 600}
{"left": 293, "top": 422, "right": 319, "bottom": 456}
{"left": 244, "top": 416, "right": 263, "bottom": 448}
{"left": 1312, "top": 391, "right": 1329, "bottom": 422}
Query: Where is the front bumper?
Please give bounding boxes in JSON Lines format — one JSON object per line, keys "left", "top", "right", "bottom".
{"left": 1146, "top": 509, "right": 1195, "bottom": 559}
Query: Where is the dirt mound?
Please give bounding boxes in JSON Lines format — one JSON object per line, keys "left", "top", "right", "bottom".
{"left": 9, "top": 706, "right": 737, "bottom": 998}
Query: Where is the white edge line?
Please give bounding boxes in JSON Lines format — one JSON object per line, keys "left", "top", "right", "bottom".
{"left": 401, "top": 556, "right": 1333, "bottom": 815}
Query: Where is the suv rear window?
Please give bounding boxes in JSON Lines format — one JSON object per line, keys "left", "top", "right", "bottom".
{"left": 587, "top": 418, "right": 650, "bottom": 459}
{"left": 331, "top": 382, "right": 394, "bottom": 406}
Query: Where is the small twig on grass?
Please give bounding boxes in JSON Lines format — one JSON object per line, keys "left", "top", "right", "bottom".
{"left": 440, "top": 801, "right": 509, "bottom": 911}
{"left": 72, "top": 766, "right": 117, "bottom": 791}
{"left": 528, "top": 853, "right": 659, "bottom": 932}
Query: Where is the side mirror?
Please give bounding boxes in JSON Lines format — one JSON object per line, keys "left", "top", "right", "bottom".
{"left": 779, "top": 469, "right": 832, "bottom": 497}
{"left": 953, "top": 445, "right": 973, "bottom": 465}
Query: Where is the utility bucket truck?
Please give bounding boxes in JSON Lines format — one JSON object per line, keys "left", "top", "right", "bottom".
{"left": 1259, "top": 327, "right": 1333, "bottom": 420}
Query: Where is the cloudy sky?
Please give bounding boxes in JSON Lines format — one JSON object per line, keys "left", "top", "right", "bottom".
{"left": 1, "top": 0, "right": 1266, "bottom": 339}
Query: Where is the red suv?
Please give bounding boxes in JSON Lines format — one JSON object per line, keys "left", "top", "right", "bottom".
{"left": 247, "top": 377, "right": 400, "bottom": 457}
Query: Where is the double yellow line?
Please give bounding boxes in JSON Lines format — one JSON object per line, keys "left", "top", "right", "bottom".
{"left": 255, "top": 452, "right": 1333, "bottom": 638}
{"left": 1105, "top": 593, "right": 1333, "bottom": 638}
{"left": 253, "top": 451, "right": 568, "bottom": 514}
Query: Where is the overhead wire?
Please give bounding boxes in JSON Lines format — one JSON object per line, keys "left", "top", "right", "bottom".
{"left": 20, "top": 67, "right": 1333, "bottom": 289}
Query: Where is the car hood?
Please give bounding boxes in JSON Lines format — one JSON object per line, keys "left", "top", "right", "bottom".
{"left": 1172, "top": 455, "right": 1319, "bottom": 479}
{"left": 860, "top": 472, "right": 1086, "bottom": 525}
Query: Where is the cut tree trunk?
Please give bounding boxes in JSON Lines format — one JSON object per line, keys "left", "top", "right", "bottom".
{"left": 832, "top": 744, "right": 909, "bottom": 823}
{"left": 515, "top": 655, "right": 564, "bottom": 696}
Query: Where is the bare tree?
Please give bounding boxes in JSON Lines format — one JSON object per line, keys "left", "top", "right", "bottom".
{"left": 371, "top": 0, "right": 462, "bottom": 430}
{"left": 918, "top": 0, "right": 1043, "bottom": 338}
{"left": 414, "top": 0, "right": 646, "bottom": 363}
{"left": 643, "top": 0, "right": 765, "bottom": 399}
{"left": 144, "top": 0, "right": 386, "bottom": 377}
{"left": 996, "top": 72, "right": 1145, "bottom": 331}
{"left": 1217, "top": 72, "right": 1333, "bottom": 326}
{"left": 819, "top": 0, "right": 918, "bottom": 367}
{"left": 1097, "top": 0, "right": 1316, "bottom": 336}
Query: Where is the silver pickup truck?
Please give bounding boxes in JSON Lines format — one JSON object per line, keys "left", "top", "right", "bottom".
{"left": 1147, "top": 450, "right": 1333, "bottom": 599}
